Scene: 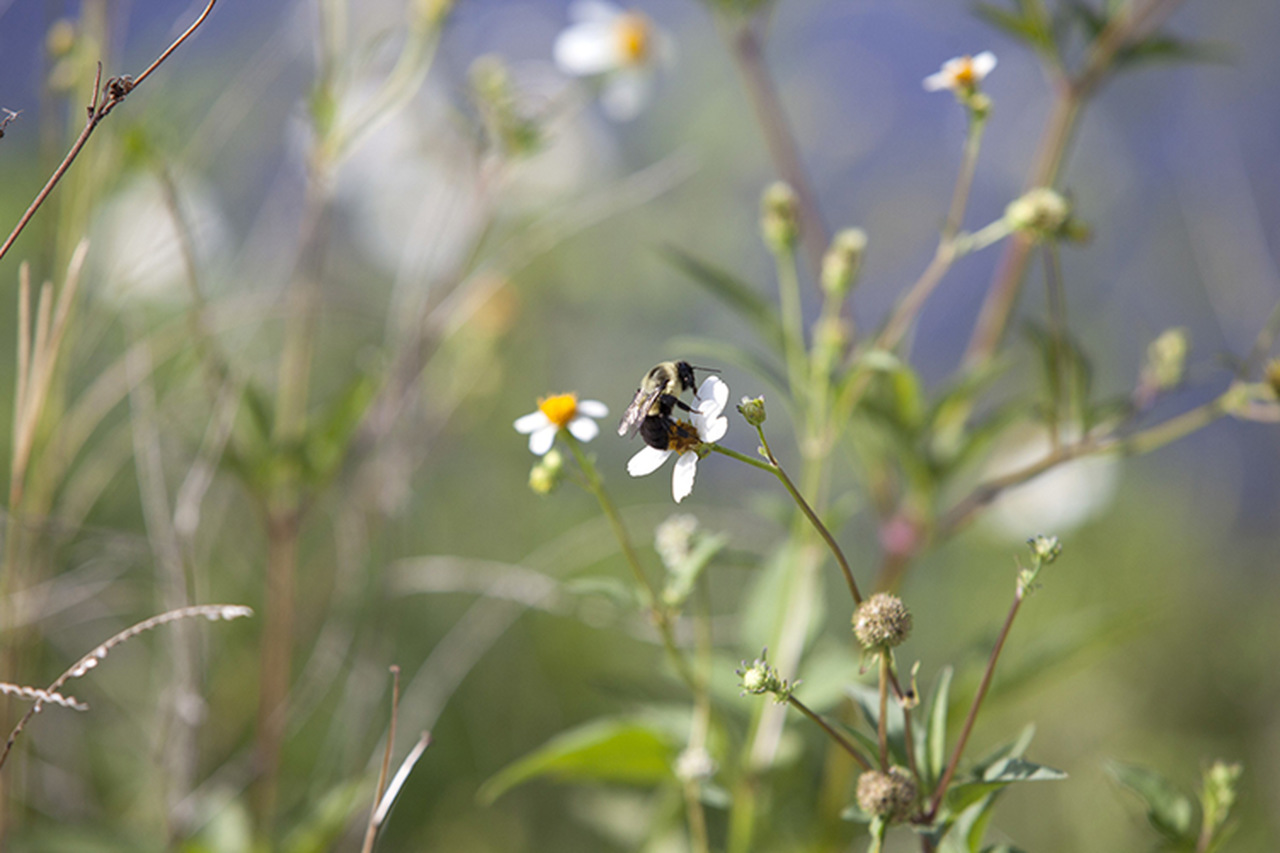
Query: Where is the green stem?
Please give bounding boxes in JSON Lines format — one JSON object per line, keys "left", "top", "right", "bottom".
{"left": 711, "top": 440, "right": 861, "bottom": 604}
{"left": 565, "top": 435, "right": 699, "bottom": 693}
{"left": 775, "top": 245, "right": 811, "bottom": 413}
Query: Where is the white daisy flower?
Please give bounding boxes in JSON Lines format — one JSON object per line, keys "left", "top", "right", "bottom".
{"left": 627, "top": 376, "right": 729, "bottom": 503}
{"left": 514, "top": 392, "right": 610, "bottom": 456}
{"left": 553, "top": 1, "right": 674, "bottom": 121}
{"left": 923, "top": 51, "right": 997, "bottom": 93}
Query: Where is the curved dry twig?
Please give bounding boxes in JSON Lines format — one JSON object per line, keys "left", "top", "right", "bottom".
{"left": 0, "top": 0, "right": 219, "bottom": 264}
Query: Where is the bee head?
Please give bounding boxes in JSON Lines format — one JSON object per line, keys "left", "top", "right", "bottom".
{"left": 674, "top": 360, "right": 696, "bottom": 392}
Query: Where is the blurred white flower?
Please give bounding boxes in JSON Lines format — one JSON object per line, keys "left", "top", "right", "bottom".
{"left": 93, "top": 175, "right": 230, "bottom": 306}
{"left": 923, "top": 51, "right": 997, "bottom": 93}
{"left": 515, "top": 392, "right": 610, "bottom": 455}
{"left": 554, "top": 1, "right": 673, "bottom": 121}
{"left": 980, "top": 423, "right": 1120, "bottom": 540}
{"left": 627, "top": 376, "right": 728, "bottom": 503}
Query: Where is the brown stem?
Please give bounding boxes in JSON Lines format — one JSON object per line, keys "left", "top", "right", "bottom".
{"left": 0, "top": 0, "right": 218, "bottom": 265}
{"left": 926, "top": 591, "right": 1023, "bottom": 819}
{"left": 727, "top": 24, "right": 831, "bottom": 279}
{"left": 787, "top": 696, "right": 871, "bottom": 771}
{"left": 254, "top": 509, "right": 299, "bottom": 831}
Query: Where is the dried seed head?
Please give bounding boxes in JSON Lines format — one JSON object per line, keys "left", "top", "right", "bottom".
{"left": 853, "top": 592, "right": 913, "bottom": 650}
{"left": 856, "top": 767, "right": 917, "bottom": 822}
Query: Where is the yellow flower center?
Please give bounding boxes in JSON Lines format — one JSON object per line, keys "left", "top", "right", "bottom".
{"left": 667, "top": 420, "right": 701, "bottom": 454}
{"left": 616, "top": 12, "right": 651, "bottom": 66}
{"left": 951, "top": 57, "right": 977, "bottom": 86}
{"left": 537, "top": 393, "right": 580, "bottom": 428}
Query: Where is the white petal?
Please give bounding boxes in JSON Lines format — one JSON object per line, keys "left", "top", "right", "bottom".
{"left": 599, "top": 71, "right": 652, "bottom": 121}
{"left": 628, "top": 446, "right": 672, "bottom": 477}
{"left": 697, "top": 413, "right": 728, "bottom": 444}
{"left": 972, "top": 51, "right": 998, "bottom": 79}
{"left": 514, "top": 411, "right": 549, "bottom": 434}
{"left": 696, "top": 376, "right": 729, "bottom": 418}
{"left": 577, "top": 399, "right": 609, "bottom": 418}
{"left": 528, "top": 425, "right": 557, "bottom": 456}
{"left": 922, "top": 70, "right": 951, "bottom": 92}
{"left": 568, "top": 0, "right": 622, "bottom": 24}
{"left": 555, "top": 22, "right": 623, "bottom": 76}
{"left": 671, "top": 453, "right": 698, "bottom": 503}
{"left": 569, "top": 415, "right": 600, "bottom": 442}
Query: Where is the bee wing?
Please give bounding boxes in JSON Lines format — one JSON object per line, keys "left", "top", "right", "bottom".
{"left": 618, "top": 387, "right": 661, "bottom": 437}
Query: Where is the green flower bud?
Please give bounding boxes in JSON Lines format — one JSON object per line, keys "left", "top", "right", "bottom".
{"left": 821, "top": 228, "right": 867, "bottom": 297}
{"left": 1028, "top": 534, "right": 1062, "bottom": 565}
{"left": 1005, "top": 188, "right": 1070, "bottom": 235}
{"left": 856, "top": 767, "right": 917, "bottom": 822}
{"left": 1145, "top": 328, "right": 1189, "bottom": 391}
{"left": 736, "top": 650, "right": 795, "bottom": 704}
{"left": 528, "top": 448, "right": 564, "bottom": 495}
{"left": 853, "top": 593, "right": 912, "bottom": 650}
{"left": 760, "top": 182, "right": 800, "bottom": 254}
{"left": 737, "top": 396, "right": 767, "bottom": 427}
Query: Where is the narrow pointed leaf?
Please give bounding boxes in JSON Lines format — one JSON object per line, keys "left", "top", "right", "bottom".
{"left": 479, "top": 718, "right": 677, "bottom": 803}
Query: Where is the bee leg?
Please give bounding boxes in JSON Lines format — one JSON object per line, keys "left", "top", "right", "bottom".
{"left": 667, "top": 396, "right": 696, "bottom": 414}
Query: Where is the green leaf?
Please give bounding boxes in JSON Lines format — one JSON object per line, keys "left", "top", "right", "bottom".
{"left": 980, "top": 846, "right": 1029, "bottom": 853}
{"left": 846, "top": 682, "right": 908, "bottom": 767}
{"left": 303, "top": 370, "right": 378, "bottom": 484}
{"left": 663, "top": 246, "right": 784, "bottom": 353}
{"left": 1106, "top": 760, "right": 1196, "bottom": 842}
{"left": 942, "top": 757, "right": 1063, "bottom": 819}
{"left": 982, "top": 756, "right": 1067, "bottom": 783}
{"left": 926, "top": 666, "right": 954, "bottom": 788}
{"left": 1115, "top": 34, "right": 1232, "bottom": 69}
{"left": 974, "top": 0, "right": 1056, "bottom": 57}
{"left": 478, "top": 718, "right": 677, "bottom": 803}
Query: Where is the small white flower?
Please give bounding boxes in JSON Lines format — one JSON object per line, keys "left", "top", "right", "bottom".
{"left": 514, "top": 392, "right": 609, "bottom": 455}
{"left": 923, "top": 51, "right": 997, "bottom": 93}
{"left": 553, "top": 1, "right": 674, "bottom": 121}
{"left": 627, "top": 376, "right": 728, "bottom": 503}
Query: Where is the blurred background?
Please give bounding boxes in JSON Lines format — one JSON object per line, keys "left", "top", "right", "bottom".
{"left": 0, "top": 0, "right": 1279, "bottom": 850}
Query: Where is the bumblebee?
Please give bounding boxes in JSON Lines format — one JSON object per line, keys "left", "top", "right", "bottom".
{"left": 618, "top": 360, "right": 711, "bottom": 450}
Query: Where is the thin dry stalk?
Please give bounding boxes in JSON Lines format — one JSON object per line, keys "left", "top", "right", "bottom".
{"left": 361, "top": 666, "right": 402, "bottom": 853}
{"left": 0, "top": 604, "right": 252, "bottom": 772}
{"left": 0, "top": 0, "right": 219, "bottom": 264}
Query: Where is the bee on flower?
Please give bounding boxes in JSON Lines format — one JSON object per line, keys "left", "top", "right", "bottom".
{"left": 627, "top": 376, "right": 728, "bottom": 503}
{"left": 553, "top": 1, "right": 674, "bottom": 121}
{"left": 514, "top": 392, "right": 609, "bottom": 455}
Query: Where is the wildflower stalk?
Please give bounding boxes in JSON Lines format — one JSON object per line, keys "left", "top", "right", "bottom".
{"left": 876, "top": 114, "right": 991, "bottom": 353}
{"left": 938, "top": 385, "right": 1244, "bottom": 536}
{"left": 886, "top": 669, "right": 922, "bottom": 785}
{"left": 877, "top": 653, "right": 891, "bottom": 770}
{"left": 725, "top": 24, "right": 830, "bottom": 277}
{"left": 710, "top": 438, "right": 861, "bottom": 605}
{"left": 771, "top": 239, "right": 811, "bottom": 412}
{"left": 565, "top": 435, "right": 699, "bottom": 693}
{"left": 965, "top": 0, "right": 1187, "bottom": 365}
{"left": 925, "top": 540, "right": 1058, "bottom": 820}
{"left": 682, "top": 579, "right": 714, "bottom": 853}
{"left": 788, "top": 695, "right": 871, "bottom": 770}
